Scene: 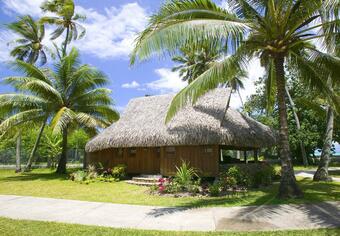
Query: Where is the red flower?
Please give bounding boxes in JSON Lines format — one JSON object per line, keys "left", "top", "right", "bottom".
{"left": 159, "top": 185, "right": 165, "bottom": 192}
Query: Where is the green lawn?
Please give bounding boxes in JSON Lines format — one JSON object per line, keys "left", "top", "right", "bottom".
{"left": 0, "top": 169, "right": 339, "bottom": 207}
{"left": 329, "top": 170, "right": 340, "bottom": 178}
{"left": 0, "top": 217, "right": 339, "bottom": 236}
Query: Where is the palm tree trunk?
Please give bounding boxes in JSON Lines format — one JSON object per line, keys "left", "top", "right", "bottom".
{"left": 313, "top": 106, "right": 334, "bottom": 181}
{"left": 25, "top": 120, "right": 47, "bottom": 171}
{"left": 285, "top": 86, "right": 308, "bottom": 166}
{"left": 56, "top": 127, "right": 68, "bottom": 174}
{"left": 237, "top": 89, "right": 244, "bottom": 108}
{"left": 83, "top": 150, "right": 87, "bottom": 169}
{"left": 275, "top": 56, "right": 303, "bottom": 198}
{"left": 63, "top": 27, "right": 70, "bottom": 57}
{"left": 15, "top": 131, "right": 22, "bottom": 173}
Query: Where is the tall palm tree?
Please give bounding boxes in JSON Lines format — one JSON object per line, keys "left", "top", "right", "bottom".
{"left": 6, "top": 15, "right": 51, "bottom": 65}
{"left": 131, "top": 0, "right": 340, "bottom": 198}
{"left": 313, "top": 3, "right": 340, "bottom": 181}
{"left": 6, "top": 15, "right": 53, "bottom": 171}
{"left": 172, "top": 41, "right": 246, "bottom": 107}
{"left": 40, "top": 0, "right": 86, "bottom": 56}
{"left": 0, "top": 48, "right": 119, "bottom": 174}
{"left": 172, "top": 41, "right": 221, "bottom": 83}
{"left": 285, "top": 85, "right": 308, "bottom": 166}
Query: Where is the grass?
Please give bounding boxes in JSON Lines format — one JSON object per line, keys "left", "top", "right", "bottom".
{"left": 0, "top": 169, "right": 339, "bottom": 208}
{"left": 0, "top": 217, "right": 339, "bottom": 236}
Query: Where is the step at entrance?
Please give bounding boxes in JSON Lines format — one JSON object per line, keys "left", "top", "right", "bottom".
{"left": 125, "top": 175, "right": 162, "bottom": 186}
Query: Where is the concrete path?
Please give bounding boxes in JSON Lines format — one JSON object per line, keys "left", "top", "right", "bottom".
{"left": 0, "top": 195, "right": 339, "bottom": 231}
{"left": 295, "top": 167, "right": 340, "bottom": 182}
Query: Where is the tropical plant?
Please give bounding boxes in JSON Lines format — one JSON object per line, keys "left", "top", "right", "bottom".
{"left": 40, "top": 0, "right": 86, "bottom": 56}
{"left": 6, "top": 15, "right": 51, "bottom": 65}
{"left": 285, "top": 83, "right": 308, "bottom": 166}
{"left": 40, "top": 129, "right": 62, "bottom": 168}
{"left": 131, "top": 0, "right": 340, "bottom": 198}
{"left": 172, "top": 41, "right": 221, "bottom": 83}
{"left": 0, "top": 48, "right": 119, "bottom": 174}
{"left": 6, "top": 15, "right": 53, "bottom": 172}
{"left": 313, "top": 3, "right": 340, "bottom": 181}
{"left": 174, "top": 160, "right": 198, "bottom": 189}
{"left": 172, "top": 41, "right": 246, "bottom": 107}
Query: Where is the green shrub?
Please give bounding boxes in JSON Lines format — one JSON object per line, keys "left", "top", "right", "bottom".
{"left": 209, "top": 183, "right": 220, "bottom": 196}
{"left": 174, "top": 161, "right": 198, "bottom": 188}
{"left": 87, "top": 164, "right": 98, "bottom": 179}
{"left": 71, "top": 170, "right": 87, "bottom": 182}
{"left": 219, "top": 163, "right": 275, "bottom": 188}
{"left": 112, "top": 164, "right": 127, "bottom": 180}
{"left": 251, "top": 164, "right": 275, "bottom": 187}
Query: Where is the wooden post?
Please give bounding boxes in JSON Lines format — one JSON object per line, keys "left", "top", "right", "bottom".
{"left": 244, "top": 151, "right": 247, "bottom": 164}
{"left": 254, "top": 150, "right": 258, "bottom": 163}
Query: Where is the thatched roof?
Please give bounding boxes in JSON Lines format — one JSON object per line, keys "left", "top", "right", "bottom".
{"left": 86, "top": 88, "right": 276, "bottom": 152}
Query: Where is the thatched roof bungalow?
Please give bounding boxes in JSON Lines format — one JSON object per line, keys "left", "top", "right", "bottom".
{"left": 86, "top": 88, "right": 276, "bottom": 176}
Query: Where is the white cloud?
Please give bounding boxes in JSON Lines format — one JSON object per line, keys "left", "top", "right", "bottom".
{"left": 147, "top": 68, "right": 187, "bottom": 94}
{"left": 122, "top": 80, "right": 140, "bottom": 89}
{"left": 0, "top": 31, "right": 16, "bottom": 62}
{"left": 74, "top": 3, "right": 147, "bottom": 59}
{"left": 229, "top": 58, "right": 264, "bottom": 109}
{"left": 2, "top": 0, "right": 43, "bottom": 16}
{"left": 0, "top": 1, "right": 148, "bottom": 60}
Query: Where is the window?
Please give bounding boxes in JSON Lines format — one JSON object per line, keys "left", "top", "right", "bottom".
{"left": 129, "top": 148, "right": 137, "bottom": 157}
{"left": 204, "top": 147, "right": 213, "bottom": 153}
{"left": 165, "top": 147, "right": 176, "bottom": 154}
{"left": 165, "top": 147, "right": 176, "bottom": 157}
{"left": 117, "top": 148, "right": 123, "bottom": 156}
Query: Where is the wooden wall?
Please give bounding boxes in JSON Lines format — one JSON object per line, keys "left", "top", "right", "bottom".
{"left": 88, "top": 145, "right": 219, "bottom": 177}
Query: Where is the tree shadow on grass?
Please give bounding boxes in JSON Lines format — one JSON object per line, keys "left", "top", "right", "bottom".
{"left": 164, "top": 178, "right": 339, "bottom": 209}
{"left": 0, "top": 168, "right": 81, "bottom": 182}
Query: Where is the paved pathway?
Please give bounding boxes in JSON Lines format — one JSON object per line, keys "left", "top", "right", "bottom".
{"left": 0, "top": 195, "right": 339, "bottom": 231}
{"left": 295, "top": 167, "right": 340, "bottom": 182}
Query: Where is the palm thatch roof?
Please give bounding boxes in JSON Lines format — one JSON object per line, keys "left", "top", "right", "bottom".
{"left": 86, "top": 88, "right": 276, "bottom": 152}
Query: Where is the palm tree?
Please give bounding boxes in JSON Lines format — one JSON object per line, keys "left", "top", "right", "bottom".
{"left": 0, "top": 48, "right": 119, "bottom": 174}
{"left": 40, "top": 0, "right": 86, "bottom": 56}
{"left": 172, "top": 41, "right": 221, "bottom": 83}
{"left": 6, "top": 15, "right": 53, "bottom": 171}
{"left": 285, "top": 85, "right": 308, "bottom": 166}
{"left": 6, "top": 15, "right": 51, "bottom": 65}
{"left": 313, "top": 3, "right": 340, "bottom": 181}
{"left": 131, "top": 0, "right": 340, "bottom": 198}
{"left": 173, "top": 41, "right": 246, "bottom": 107}
{"left": 228, "top": 73, "right": 246, "bottom": 108}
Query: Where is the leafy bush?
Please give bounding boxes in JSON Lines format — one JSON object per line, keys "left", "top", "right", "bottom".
{"left": 209, "top": 183, "right": 220, "bottom": 196}
{"left": 174, "top": 161, "right": 198, "bottom": 188}
{"left": 70, "top": 170, "right": 87, "bottom": 182}
{"left": 70, "top": 164, "right": 126, "bottom": 184}
{"left": 112, "top": 164, "right": 127, "bottom": 179}
{"left": 219, "top": 163, "right": 275, "bottom": 188}
{"left": 152, "top": 162, "right": 200, "bottom": 195}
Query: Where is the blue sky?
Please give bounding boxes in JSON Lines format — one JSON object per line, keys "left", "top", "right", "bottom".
{"left": 0, "top": 0, "right": 262, "bottom": 112}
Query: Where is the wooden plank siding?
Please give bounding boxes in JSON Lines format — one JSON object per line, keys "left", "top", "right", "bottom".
{"left": 88, "top": 145, "right": 219, "bottom": 177}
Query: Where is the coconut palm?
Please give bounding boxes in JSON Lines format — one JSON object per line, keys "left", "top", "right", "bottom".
{"left": 0, "top": 48, "right": 119, "bottom": 174}
{"left": 313, "top": 3, "right": 340, "bottom": 181}
{"left": 173, "top": 41, "right": 246, "bottom": 107}
{"left": 285, "top": 85, "right": 308, "bottom": 166}
{"left": 131, "top": 0, "right": 340, "bottom": 198}
{"left": 40, "top": 0, "right": 86, "bottom": 56}
{"left": 172, "top": 42, "right": 221, "bottom": 83}
{"left": 6, "top": 15, "right": 51, "bottom": 65}
{"left": 6, "top": 15, "right": 54, "bottom": 171}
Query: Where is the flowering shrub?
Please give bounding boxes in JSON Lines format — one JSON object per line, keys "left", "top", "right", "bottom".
{"left": 70, "top": 164, "right": 127, "bottom": 184}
